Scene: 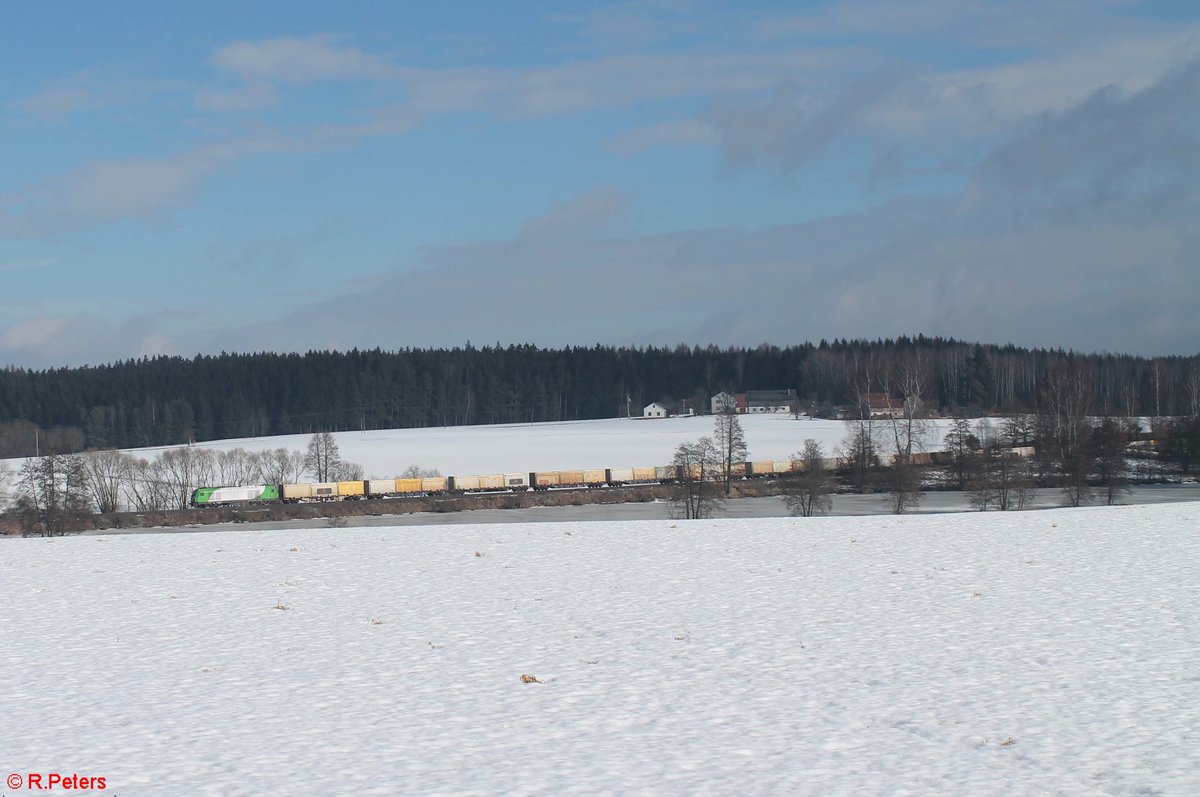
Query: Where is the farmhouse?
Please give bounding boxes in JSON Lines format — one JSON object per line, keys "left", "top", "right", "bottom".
{"left": 643, "top": 402, "right": 669, "bottom": 419}
{"left": 860, "top": 393, "right": 905, "bottom": 419}
{"left": 711, "top": 389, "right": 796, "bottom": 414}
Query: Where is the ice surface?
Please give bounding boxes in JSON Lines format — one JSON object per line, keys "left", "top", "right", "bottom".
{"left": 1, "top": 503, "right": 1196, "bottom": 795}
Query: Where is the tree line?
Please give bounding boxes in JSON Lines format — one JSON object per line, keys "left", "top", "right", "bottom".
{"left": 1, "top": 338, "right": 1198, "bottom": 456}
{"left": 1, "top": 433, "right": 388, "bottom": 536}
{"left": 667, "top": 356, "right": 1200, "bottom": 519}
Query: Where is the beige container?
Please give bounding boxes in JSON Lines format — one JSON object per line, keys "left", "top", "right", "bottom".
{"left": 607, "top": 467, "right": 634, "bottom": 483}
{"left": 583, "top": 468, "right": 607, "bottom": 485}
{"left": 655, "top": 465, "right": 677, "bottom": 481}
{"left": 367, "top": 479, "right": 396, "bottom": 496}
{"left": 282, "top": 483, "right": 313, "bottom": 500}
{"left": 533, "top": 471, "right": 561, "bottom": 488}
{"left": 312, "top": 482, "right": 339, "bottom": 498}
{"left": 632, "top": 467, "right": 657, "bottom": 481}
{"left": 395, "top": 478, "right": 424, "bottom": 494}
{"left": 454, "top": 475, "right": 481, "bottom": 491}
{"left": 478, "top": 474, "right": 505, "bottom": 490}
{"left": 504, "top": 473, "right": 529, "bottom": 489}
{"left": 420, "top": 477, "right": 448, "bottom": 493}
{"left": 558, "top": 470, "right": 585, "bottom": 486}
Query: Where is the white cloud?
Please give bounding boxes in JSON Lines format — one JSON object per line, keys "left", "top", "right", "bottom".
{"left": 10, "top": 71, "right": 183, "bottom": 122}
{"left": 0, "top": 148, "right": 236, "bottom": 238}
{"left": 194, "top": 82, "right": 280, "bottom": 112}
{"left": 0, "top": 313, "right": 183, "bottom": 368}
{"left": 210, "top": 36, "right": 390, "bottom": 84}
{"left": 211, "top": 57, "right": 1200, "bottom": 360}
{"left": 705, "top": 71, "right": 902, "bottom": 169}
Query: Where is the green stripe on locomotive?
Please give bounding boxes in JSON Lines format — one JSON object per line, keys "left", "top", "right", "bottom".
{"left": 191, "top": 487, "right": 219, "bottom": 505}
{"left": 190, "top": 485, "right": 280, "bottom": 505}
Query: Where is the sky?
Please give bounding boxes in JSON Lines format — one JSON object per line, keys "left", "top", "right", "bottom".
{"left": 2, "top": 0, "right": 1198, "bottom": 367}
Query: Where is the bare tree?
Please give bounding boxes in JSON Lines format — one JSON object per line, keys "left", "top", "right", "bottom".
{"left": 1041, "top": 362, "right": 1094, "bottom": 507}
{"left": 216, "top": 448, "right": 261, "bottom": 486}
{"left": 0, "top": 460, "right": 11, "bottom": 512}
{"left": 124, "top": 457, "right": 173, "bottom": 512}
{"left": 838, "top": 420, "right": 878, "bottom": 493}
{"left": 942, "top": 418, "right": 980, "bottom": 491}
{"left": 1091, "top": 417, "right": 1132, "bottom": 506}
{"left": 16, "top": 453, "right": 92, "bottom": 535}
{"left": 305, "top": 432, "right": 342, "bottom": 482}
{"left": 671, "top": 436, "right": 724, "bottom": 520}
{"left": 883, "top": 459, "right": 924, "bottom": 514}
{"left": 880, "top": 354, "right": 930, "bottom": 514}
{"left": 81, "top": 449, "right": 135, "bottom": 514}
{"left": 713, "top": 396, "right": 747, "bottom": 494}
{"left": 783, "top": 439, "right": 833, "bottom": 517}
{"left": 970, "top": 421, "right": 1037, "bottom": 511}
{"left": 400, "top": 464, "right": 442, "bottom": 478}
{"left": 256, "top": 448, "right": 307, "bottom": 485}
{"left": 155, "top": 447, "right": 217, "bottom": 510}
{"left": 335, "top": 460, "right": 365, "bottom": 481}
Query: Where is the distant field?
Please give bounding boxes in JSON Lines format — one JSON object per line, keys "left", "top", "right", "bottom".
{"left": 116, "top": 414, "right": 966, "bottom": 478}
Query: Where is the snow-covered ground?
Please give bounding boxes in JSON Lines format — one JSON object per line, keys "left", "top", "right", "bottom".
{"left": 127, "top": 414, "right": 964, "bottom": 478}
{"left": 2, "top": 503, "right": 1196, "bottom": 795}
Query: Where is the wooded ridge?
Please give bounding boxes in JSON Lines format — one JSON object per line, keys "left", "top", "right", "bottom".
{"left": 1, "top": 337, "right": 1196, "bottom": 456}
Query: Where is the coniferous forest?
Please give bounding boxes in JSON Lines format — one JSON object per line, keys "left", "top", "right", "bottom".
{"left": 0, "top": 337, "right": 1197, "bottom": 457}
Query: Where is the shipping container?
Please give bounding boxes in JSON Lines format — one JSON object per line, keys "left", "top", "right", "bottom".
{"left": 338, "top": 480, "right": 365, "bottom": 498}
{"left": 312, "top": 482, "right": 339, "bottom": 499}
{"left": 532, "top": 471, "right": 561, "bottom": 489}
{"left": 453, "top": 475, "right": 481, "bottom": 491}
{"left": 607, "top": 467, "right": 634, "bottom": 483}
{"left": 504, "top": 473, "right": 529, "bottom": 489}
{"left": 558, "top": 470, "right": 585, "bottom": 486}
{"left": 395, "top": 478, "right": 424, "bottom": 494}
{"left": 632, "top": 467, "right": 658, "bottom": 482}
{"left": 420, "top": 476, "right": 448, "bottom": 493}
{"left": 583, "top": 468, "right": 607, "bottom": 485}
{"left": 282, "top": 483, "right": 313, "bottom": 501}
{"left": 655, "top": 465, "right": 678, "bottom": 482}
{"left": 367, "top": 479, "right": 396, "bottom": 497}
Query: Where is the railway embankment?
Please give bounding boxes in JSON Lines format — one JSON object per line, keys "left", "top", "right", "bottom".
{"left": 1, "top": 479, "right": 789, "bottom": 535}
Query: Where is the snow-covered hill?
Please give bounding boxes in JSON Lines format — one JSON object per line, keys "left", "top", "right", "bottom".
{"left": 134, "top": 414, "right": 964, "bottom": 478}
{"left": 2, "top": 503, "right": 1196, "bottom": 795}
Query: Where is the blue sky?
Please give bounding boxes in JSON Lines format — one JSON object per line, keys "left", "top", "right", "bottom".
{"left": 2, "top": 0, "right": 1198, "bottom": 366}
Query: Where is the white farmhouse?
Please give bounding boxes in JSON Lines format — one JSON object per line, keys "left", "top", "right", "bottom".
{"left": 643, "top": 402, "right": 669, "bottom": 419}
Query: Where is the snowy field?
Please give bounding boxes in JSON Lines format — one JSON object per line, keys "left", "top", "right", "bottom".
{"left": 124, "top": 414, "right": 965, "bottom": 478}
{"left": 2, "top": 503, "right": 1196, "bottom": 795}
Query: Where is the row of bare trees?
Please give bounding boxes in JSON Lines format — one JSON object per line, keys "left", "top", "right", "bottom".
{"left": 2, "top": 433, "right": 365, "bottom": 535}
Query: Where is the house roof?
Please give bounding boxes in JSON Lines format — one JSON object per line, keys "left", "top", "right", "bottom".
{"left": 863, "top": 393, "right": 898, "bottom": 409}
{"left": 745, "top": 389, "right": 795, "bottom": 403}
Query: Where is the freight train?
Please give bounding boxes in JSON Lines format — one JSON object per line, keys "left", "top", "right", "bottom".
{"left": 188, "top": 447, "right": 1037, "bottom": 507}
{"left": 189, "top": 459, "right": 804, "bottom": 507}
